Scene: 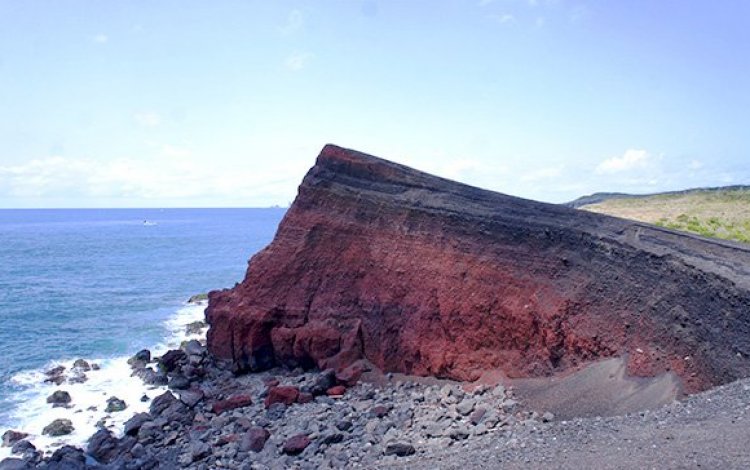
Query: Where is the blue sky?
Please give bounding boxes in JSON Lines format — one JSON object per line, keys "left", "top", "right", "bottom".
{"left": 0, "top": 0, "right": 748, "bottom": 208}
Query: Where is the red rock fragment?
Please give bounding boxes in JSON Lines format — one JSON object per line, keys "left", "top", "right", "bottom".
{"left": 264, "top": 386, "right": 299, "bottom": 408}
{"left": 370, "top": 405, "right": 390, "bottom": 418}
{"left": 297, "top": 392, "right": 314, "bottom": 404}
{"left": 326, "top": 385, "right": 346, "bottom": 396}
{"left": 216, "top": 433, "right": 240, "bottom": 446}
{"left": 335, "top": 362, "right": 365, "bottom": 386}
{"left": 282, "top": 434, "right": 311, "bottom": 455}
{"left": 211, "top": 394, "right": 252, "bottom": 414}
{"left": 241, "top": 426, "right": 270, "bottom": 453}
{"left": 263, "top": 377, "right": 280, "bottom": 387}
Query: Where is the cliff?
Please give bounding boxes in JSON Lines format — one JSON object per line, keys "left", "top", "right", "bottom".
{"left": 206, "top": 144, "right": 750, "bottom": 392}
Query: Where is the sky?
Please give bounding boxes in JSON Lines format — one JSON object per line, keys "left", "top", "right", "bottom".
{"left": 0, "top": 0, "right": 748, "bottom": 208}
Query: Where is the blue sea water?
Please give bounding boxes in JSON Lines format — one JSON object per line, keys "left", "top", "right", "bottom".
{"left": 0, "top": 208, "right": 284, "bottom": 448}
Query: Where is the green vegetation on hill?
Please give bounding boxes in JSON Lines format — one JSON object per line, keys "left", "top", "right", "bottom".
{"left": 581, "top": 188, "right": 750, "bottom": 244}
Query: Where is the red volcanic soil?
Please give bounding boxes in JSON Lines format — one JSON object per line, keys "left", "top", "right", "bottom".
{"left": 206, "top": 144, "right": 750, "bottom": 393}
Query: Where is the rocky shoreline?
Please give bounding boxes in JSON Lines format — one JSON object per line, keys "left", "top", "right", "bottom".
{"left": 4, "top": 305, "right": 750, "bottom": 469}
{"left": 0, "top": 314, "right": 547, "bottom": 470}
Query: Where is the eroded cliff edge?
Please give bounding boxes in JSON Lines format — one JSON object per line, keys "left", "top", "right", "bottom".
{"left": 206, "top": 144, "right": 750, "bottom": 393}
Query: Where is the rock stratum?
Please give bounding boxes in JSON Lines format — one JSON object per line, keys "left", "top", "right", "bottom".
{"left": 206, "top": 145, "right": 750, "bottom": 393}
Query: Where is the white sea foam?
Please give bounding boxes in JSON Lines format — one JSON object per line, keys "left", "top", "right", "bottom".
{"left": 0, "top": 301, "right": 208, "bottom": 461}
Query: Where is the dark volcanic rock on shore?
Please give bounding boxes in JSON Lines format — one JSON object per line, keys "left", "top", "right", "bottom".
{"left": 206, "top": 144, "right": 750, "bottom": 393}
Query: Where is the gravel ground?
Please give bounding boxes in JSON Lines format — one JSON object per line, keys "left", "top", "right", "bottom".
{"left": 389, "top": 377, "right": 750, "bottom": 469}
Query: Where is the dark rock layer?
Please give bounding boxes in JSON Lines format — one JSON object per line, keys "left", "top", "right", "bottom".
{"left": 206, "top": 144, "right": 750, "bottom": 393}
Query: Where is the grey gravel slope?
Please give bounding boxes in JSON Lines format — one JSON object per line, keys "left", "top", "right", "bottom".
{"left": 388, "top": 377, "right": 750, "bottom": 469}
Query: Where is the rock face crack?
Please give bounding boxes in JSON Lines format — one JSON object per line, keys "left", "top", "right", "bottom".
{"left": 206, "top": 144, "right": 750, "bottom": 393}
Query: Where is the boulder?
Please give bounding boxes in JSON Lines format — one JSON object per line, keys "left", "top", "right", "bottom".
{"left": 322, "top": 433, "right": 344, "bottom": 445}
{"left": 384, "top": 442, "right": 416, "bottom": 457}
{"left": 87, "top": 429, "right": 121, "bottom": 464}
{"left": 128, "top": 349, "right": 151, "bottom": 365}
{"left": 282, "top": 434, "right": 310, "bottom": 455}
{"left": 369, "top": 405, "right": 390, "bottom": 419}
{"left": 187, "top": 293, "right": 208, "bottom": 303}
{"left": 158, "top": 349, "right": 186, "bottom": 372}
{"left": 189, "top": 441, "right": 210, "bottom": 462}
{"left": 264, "top": 386, "right": 299, "bottom": 408}
{"left": 67, "top": 372, "right": 87, "bottom": 384}
{"left": 297, "top": 392, "right": 314, "bottom": 404}
{"left": 132, "top": 367, "right": 168, "bottom": 386}
{"left": 185, "top": 320, "right": 207, "bottom": 335}
{"left": 105, "top": 396, "right": 127, "bottom": 413}
{"left": 326, "top": 385, "right": 346, "bottom": 396}
{"left": 336, "top": 419, "right": 353, "bottom": 431}
{"left": 239, "top": 427, "right": 270, "bottom": 453}
{"left": 2, "top": 431, "right": 28, "bottom": 447}
{"left": 211, "top": 394, "right": 253, "bottom": 414}
{"left": 469, "top": 407, "right": 487, "bottom": 425}
{"left": 148, "top": 392, "right": 192, "bottom": 425}
{"left": 178, "top": 388, "right": 205, "bottom": 408}
{"left": 150, "top": 391, "right": 178, "bottom": 415}
{"left": 47, "top": 446, "right": 86, "bottom": 469}
{"left": 43, "top": 366, "right": 66, "bottom": 385}
{"left": 182, "top": 339, "right": 206, "bottom": 356}
{"left": 167, "top": 374, "right": 190, "bottom": 390}
{"left": 456, "top": 398, "right": 475, "bottom": 416}
{"left": 72, "top": 359, "right": 91, "bottom": 371}
{"left": 46, "top": 390, "right": 72, "bottom": 407}
{"left": 123, "top": 413, "right": 152, "bottom": 436}
{"left": 42, "top": 419, "right": 74, "bottom": 436}
{"left": 9, "top": 440, "right": 34, "bottom": 455}
{"left": 45, "top": 365, "right": 65, "bottom": 377}
{"left": 310, "top": 370, "right": 336, "bottom": 396}
{"left": 335, "top": 362, "right": 366, "bottom": 386}
{"left": 0, "top": 458, "right": 31, "bottom": 470}
{"left": 262, "top": 377, "right": 280, "bottom": 387}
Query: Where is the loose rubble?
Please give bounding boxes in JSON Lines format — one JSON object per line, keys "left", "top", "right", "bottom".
{"left": 1, "top": 330, "right": 546, "bottom": 469}
{"left": 5, "top": 322, "right": 750, "bottom": 469}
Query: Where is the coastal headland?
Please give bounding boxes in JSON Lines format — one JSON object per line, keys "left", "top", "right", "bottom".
{"left": 4, "top": 144, "right": 750, "bottom": 469}
{"left": 207, "top": 144, "right": 750, "bottom": 394}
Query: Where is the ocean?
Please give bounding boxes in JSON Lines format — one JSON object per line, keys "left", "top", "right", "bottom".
{"left": 0, "top": 208, "right": 285, "bottom": 458}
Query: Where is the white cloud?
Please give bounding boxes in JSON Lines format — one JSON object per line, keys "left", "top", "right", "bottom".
{"left": 280, "top": 9, "right": 304, "bottom": 35}
{"left": 161, "top": 144, "right": 191, "bottom": 158}
{"left": 478, "top": 0, "right": 496, "bottom": 6}
{"left": 595, "top": 149, "right": 652, "bottom": 174}
{"left": 93, "top": 33, "right": 108, "bottom": 44}
{"left": 133, "top": 112, "right": 162, "bottom": 127}
{"left": 285, "top": 52, "right": 314, "bottom": 71}
{"left": 0, "top": 154, "right": 305, "bottom": 204}
{"left": 489, "top": 13, "right": 516, "bottom": 24}
{"left": 689, "top": 159, "right": 703, "bottom": 170}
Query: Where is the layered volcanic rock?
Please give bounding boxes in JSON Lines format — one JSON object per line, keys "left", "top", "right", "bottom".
{"left": 207, "top": 144, "right": 750, "bottom": 393}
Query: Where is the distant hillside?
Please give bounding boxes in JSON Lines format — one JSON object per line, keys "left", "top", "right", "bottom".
{"left": 572, "top": 186, "right": 750, "bottom": 244}
{"left": 566, "top": 185, "right": 750, "bottom": 208}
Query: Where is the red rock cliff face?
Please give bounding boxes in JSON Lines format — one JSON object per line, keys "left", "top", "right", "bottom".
{"left": 207, "top": 145, "right": 750, "bottom": 392}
